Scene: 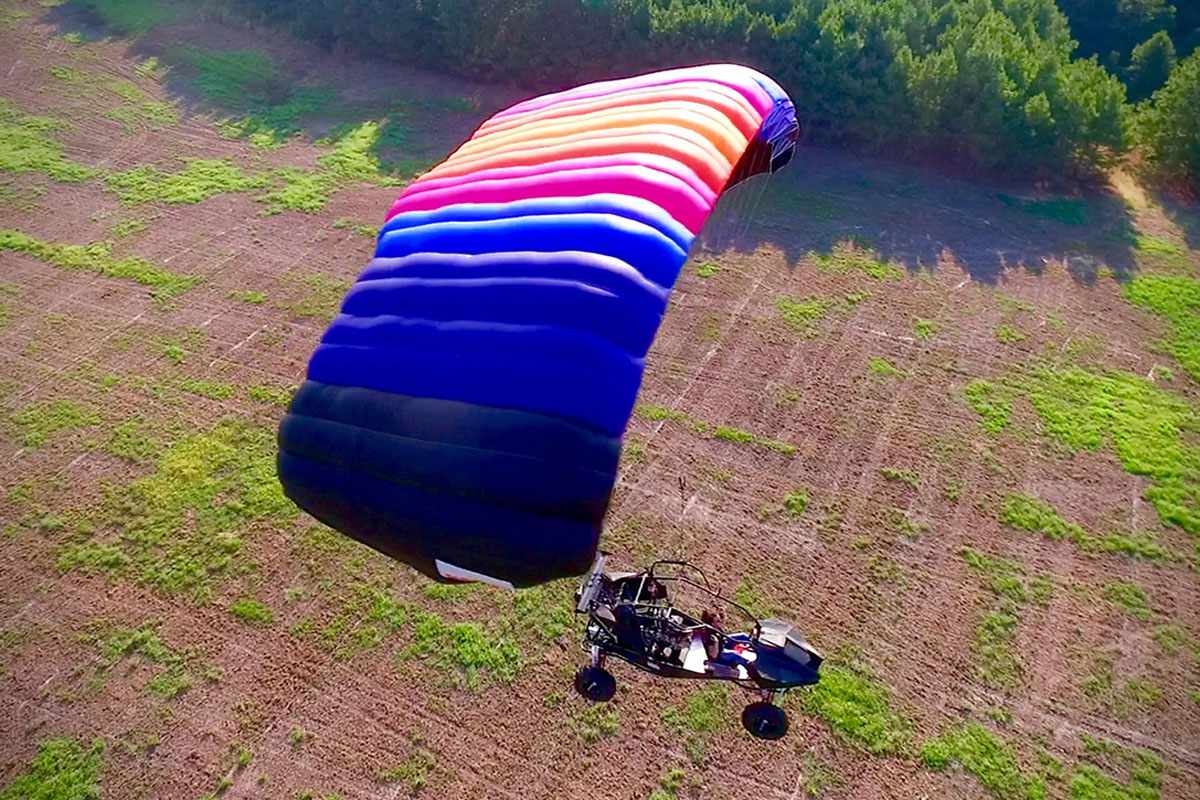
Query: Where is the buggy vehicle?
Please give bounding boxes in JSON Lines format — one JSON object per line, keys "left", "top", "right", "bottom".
{"left": 572, "top": 555, "right": 822, "bottom": 740}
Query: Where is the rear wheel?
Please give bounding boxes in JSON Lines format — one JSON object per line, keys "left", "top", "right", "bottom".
{"left": 741, "top": 701, "right": 788, "bottom": 740}
{"left": 573, "top": 666, "right": 616, "bottom": 702}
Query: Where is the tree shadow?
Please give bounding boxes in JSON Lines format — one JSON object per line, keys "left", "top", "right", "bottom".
{"left": 700, "top": 146, "right": 1140, "bottom": 287}
{"left": 1148, "top": 187, "right": 1200, "bottom": 251}
{"left": 43, "top": 3, "right": 1143, "bottom": 287}
{"left": 43, "top": 1, "right": 502, "bottom": 177}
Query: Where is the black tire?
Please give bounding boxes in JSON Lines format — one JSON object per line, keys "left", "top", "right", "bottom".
{"left": 741, "top": 701, "right": 789, "bottom": 740}
{"left": 574, "top": 666, "right": 616, "bottom": 702}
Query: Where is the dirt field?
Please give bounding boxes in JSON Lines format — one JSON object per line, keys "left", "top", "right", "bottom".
{"left": 2, "top": 3, "right": 1199, "bottom": 800}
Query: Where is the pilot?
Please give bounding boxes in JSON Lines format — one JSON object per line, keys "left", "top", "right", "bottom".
{"left": 700, "top": 608, "right": 723, "bottom": 661}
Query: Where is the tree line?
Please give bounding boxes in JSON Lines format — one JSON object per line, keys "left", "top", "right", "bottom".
{"left": 236, "top": 0, "right": 1200, "bottom": 189}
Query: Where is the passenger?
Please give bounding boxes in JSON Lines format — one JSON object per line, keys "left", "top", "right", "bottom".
{"left": 700, "top": 608, "right": 724, "bottom": 661}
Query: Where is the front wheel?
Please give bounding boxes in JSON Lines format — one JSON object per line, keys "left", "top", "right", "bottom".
{"left": 574, "top": 666, "right": 616, "bottom": 702}
{"left": 741, "top": 701, "right": 788, "bottom": 740}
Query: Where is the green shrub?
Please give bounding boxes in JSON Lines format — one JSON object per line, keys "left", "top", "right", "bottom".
{"left": 1137, "top": 51, "right": 1200, "bottom": 190}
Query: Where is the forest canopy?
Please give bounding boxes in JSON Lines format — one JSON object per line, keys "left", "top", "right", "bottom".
{"left": 235, "top": 0, "right": 1199, "bottom": 185}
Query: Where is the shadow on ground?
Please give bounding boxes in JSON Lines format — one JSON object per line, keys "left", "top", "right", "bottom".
{"left": 701, "top": 146, "right": 1142, "bottom": 286}
{"left": 45, "top": 0, "right": 1158, "bottom": 288}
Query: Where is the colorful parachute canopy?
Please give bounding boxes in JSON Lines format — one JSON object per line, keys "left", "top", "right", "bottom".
{"left": 277, "top": 65, "right": 799, "bottom": 589}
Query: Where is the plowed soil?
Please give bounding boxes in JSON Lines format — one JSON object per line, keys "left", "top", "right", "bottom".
{"left": 1, "top": 3, "right": 1198, "bottom": 800}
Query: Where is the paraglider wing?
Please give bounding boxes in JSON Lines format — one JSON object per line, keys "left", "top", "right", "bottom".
{"left": 277, "top": 65, "right": 799, "bottom": 589}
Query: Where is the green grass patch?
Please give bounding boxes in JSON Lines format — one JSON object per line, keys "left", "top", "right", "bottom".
{"left": 511, "top": 580, "right": 573, "bottom": 641}
{"left": 1001, "top": 493, "right": 1179, "bottom": 561}
{"left": 230, "top": 597, "right": 274, "bottom": 625}
{"left": 1080, "top": 655, "right": 1163, "bottom": 716}
{"left": 570, "top": 704, "right": 620, "bottom": 744}
{"left": 969, "top": 365, "right": 1200, "bottom": 536}
{"left": 176, "top": 378, "right": 235, "bottom": 400}
{"left": 648, "top": 768, "right": 687, "bottom": 800}
{"left": 775, "top": 295, "right": 835, "bottom": 335}
{"left": 633, "top": 404, "right": 796, "bottom": 456}
{"left": 218, "top": 86, "right": 339, "bottom": 148}
{"left": 1000, "top": 494, "right": 1085, "bottom": 541}
{"left": 58, "top": 420, "right": 296, "bottom": 602}
{"left": 312, "top": 581, "right": 407, "bottom": 661}
{"left": 172, "top": 47, "right": 283, "bottom": 110}
{"left": 811, "top": 240, "right": 904, "bottom": 280}
{"left": 228, "top": 289, "right": 266, "bottom": 305}
{"left": 0, "top": 98, "right": 95, "bottom": 183}
{"left": 284, "top": 273, "right": 350, "bottom": 322}
{"left": 662, "top": 684, "right": 728, "bottom": 763}
{"left": 784, "top": 489, "right": 809, "bottom": 516}
{"left": 135, "top": 58, "right": 164, "bottom": 81}
{"left": 795, "top": 663, "right": 910, "bottom": 755}
{"left": 1123, "top": 275, "right": 1200, "bottom": 382}
{"left": 106, "top": 159, "right": 269, "bottom": 205}
{"left": 920, "top": 723, "right": 1046, "bottom": 800}
{"left": 155, "top": 329, "right": 205, "bottom": 364}
{"left": 83, "top": 621, "right": 209, "bottom": 699}
{"left": 248, "top": 384, "right": 293, "bottom": 408}
{"left": 1073, "top": 735, "right": 1164, "bottom": 800}
{"left": 879, "top": 467, "right": 919, "bottom": 488}
{"left": 1102, "top": 581, "right": 1151, "bottom": 620}
{"left": 103, "top": 418, "right": 164, "bottom": 464}
{"left": 110, "top": 217, "right": 149, "bottom": 238}
{"left": 377, "top": 749, "right": 435, "bottom": 791}
{"left": 0, "top": 738, "right": 104, "bottom": 800}
{"left": 965, "top": 380, "right": 1012, "bottom": 434}
{"left": 11, "top": 398, "right": 99, "bottom": 448}
{"left": 259, "top": 122, "right": 404, "bottom": 214}
{"left": 914, "top": 318, "right": 939, "bottom": 340}
{"left": 332, "top": 217, "right": 377, "bottom": 238}
{"left": 732, "top": 576, "right": 773, "bottom": 619}
{"left": 1134, "top": 234, "right": 1186, "bottom": 257}
{"left": 1150, "top": 623, "right": 1197, "bottom": 657}
{"left": 960, "top": 547, "right": 1052, "bottom": 689}
{"left": 421, "top": 582, "right": 477, "bottom": 602}
{"left": 105, "top": 99, "right": 178, "bottom": 134}
{"left": 868, "top": 357, "right": 906, "bottom": 379}
{"left": 998, "top": 194, "right": 1087, "bottom": 225}
{"left": 1, "top": 229, "right": 198, "bottom": 301}
{"left": 400, "top": 612, "right": 520, "bottom": 689}
{"left": 995, "top": 324, "right": 1026, "bottom": 344}
{"left": 695, "top": 260, "right": 720, "bottom": 278}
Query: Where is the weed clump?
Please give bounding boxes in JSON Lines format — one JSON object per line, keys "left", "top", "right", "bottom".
{"left": 920, "top": 722, "right": 1046, "bottom": 800}
{"left": 961, "top": 547, "right": 1053, "bottom": 689}
{"left": 0, "top": 738, "right": 104, "bottom": 800}
{"left": 1123, "top": 274, "right": 1200, "bottom": 382}
{"left": 11, "top": 398, "right": 100, "bottom": 448}
{"left": 58, "top": 420, "right": 296, "bottom": 602}
{"left": 1000, "top": 493, "right": 1179, "bottom": 561}
{"left": 0, "top": 98, "right": 94, "bottom": 183}
{"left": 966, "top": 364, "right": 1200, "bottom": 536}
{"left": 810, "top": 240, "right": 903, "bottom": 281}
{"left": 662, "top": 684, "right": 729, "bottom": 763}
{"left": 965, "top": 380, "right": 1012, "bottom": 433}
{"left": 230, "top": 597, "right": 274, "bottom": 625}
{"left": 795, "top": 662, "right": 910, "bottom": 755}
{"left": 106, "top": 159, "right": 269, "bottom": 205}
{"left": 634, "top": 405, "right": 796, "bottom": 456}
{"left": 400, "top": 612, "right": 520, "bottom": 689}
{"left": 377, "top": 749, "right": 435, "bottom": 790}
{"left": 868, "top": 357, "right": 906, "bottom": 379}
{"left": 1, "top": 229, "right": 198, "bottom": 301}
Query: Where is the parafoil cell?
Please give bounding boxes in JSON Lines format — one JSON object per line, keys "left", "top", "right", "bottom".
{"left": 278, "top": 64, "right": 799, "bottom": 588}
